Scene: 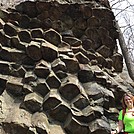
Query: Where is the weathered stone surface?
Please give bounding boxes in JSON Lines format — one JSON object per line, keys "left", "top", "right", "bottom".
{"left": 23, "top": 71, "right": 37, "bottom": 84}
{"left": 9, "top": 12, "right": 21, "bottom": 22}
{"left": 93, "top": 8, "right": 115, "bottom": 21}
{"left": 29, "top": 18, "right": 41, "bottom": 29}
{"left": 58, "top": 46, "right": 74, "bottom": 58}
{"left": 111, "top": 53, "right": 123, "bottom": 72}
{"left": 62, "top": 57, "right": 80, "bottom": 73}
{"left": 60, "top": 14, "right": 74, "bottom": 29}
{"left": 73, "top": 95, "right": 90, "bottom": 110}
{"left": 55, "top": 70, "right": 68, "bottom": 79}
{"left": 34, "top": 60, "right": 50, "bottom": 78}
{"left": 2, "top": 122, "right": 29, "bottom": 134}
{"left": 46, "top": 72, "right": 61, "bottom": 88}
{"left": 72, "top": 105, "right": 103, "bottom": 124}
{"left": 78, "top": 64, "right": 95, "bottom": 83}
{"left": 51, "top": 58, "right": 66, "bottom": 72}
{"left": 3, "top": 22, "right": 18, "bottom": 36}
{"left": 10, "top": 36, "right": 26, "bottom": 51}
{"left": 86, "top": 51, "right": 97, "bottom": 60}
{"left": 0, "top": 18, "right": 5, "bottom": 29}
{"left": 83, "top": 82, "right": 104, "bottom": 100}
{"left": 34, "top": 79, "right": 50, "bottom": 97}
{"left": 48, "top": 104, "right": 71, "bottom": 124}
{"left": 0, "top": 76, "right": 7, "bottom": 95}
{"left": 0, "top": 1, "right": 131, "bottom": 134}
{"left": 96, "top": 53, "right": 107, "bottom": 67}
{"left": 43, "top": 90, "right": 62, "bottom": 112}
{"left": 0, "top": 31, "right": 11, "bottom": 47}
{"left": 0, "top": 9, "right": 9, "bottom": 22}
{"left": 63, "top": 36, "right": 82, "bottom": 47}
{"left": 18, "top": 30, "right": 31, "bottom": 43}
{"left": 0, "top": 47, "right": 26, "bottom": 62}
{"left": 22, "top": 92, "right": 43, "bottom": 113}
{"left": 96, "top": 45, "right": 112, "bottom": 58}
{"left": 31, "top": 112, "right": 50, "bottom": 134}
{"left": 36, "top": 2, "right": 50, "bottom": 14}
{"left": 89, "top": 119, "right": 111, "bottom": 134}
{"left": 74, "top": 17, "right": 87, "bottom": 30}
{"left": 0, "top": 61, "right": 10, "bottom": 75}
{"left": 21, "top": 56, "right": 35, "bottom": 66}
{"left": 15, "top": 1, "right": 37, "bottom": 18}
{"left": 49, "top": 6, "right": 63, "bottom": 20}
{"left": 41, "top": 41, "right": 58, "bottom": 62}
{"left": 87, "top": 16, "right": 100, "bottom": 27}
{"left": 26, "top": 41, "right": 42, "bottom": 61}
{"left": 37, "top": 11, "right": 49, "bottom": 21}
{"left": 49, "top": 124, "right": 65, "bottom": 134}
{"left": 6, "top": 77, "right": 23, "bottom": 96}
{"left": 23, "top": 84, "right": 33, "bottom": 95}
{"left": 80, "top": 5, "right": 92, "bottom": 18}
{"left": 31, "top": 28, "right": 44, "bottom": 38}
{"left": 10, "top": 63, "right": 26, "bottom": 77}
{"left": 18, "top": 14, "right": 30, "bottom": 28}
{"left": 59, "top": 76, "right": 81, "bottom": 101}
{"left": 64, "top": 116, "right": 90, "bottom": 134}
{"left": 82, "top": 38, "right": 94, "bottom": 50}
{"left": 105, "top": 58, "right": 113, "bottom": 69}
{"left": 43, "top": 29, "right": 62, "bottom": 47}
{"left": 85, "top": 28, "right": 101, "bottom": 50}
{"left": 41, "top": 18, "right": 53, "bottom": 29}
{"left": 75, "top": 52, "right": 89, "bottom": 64}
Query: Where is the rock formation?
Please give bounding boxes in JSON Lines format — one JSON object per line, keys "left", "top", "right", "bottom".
{"left": 0, "top": 0, "right": 134, "bottom": 134}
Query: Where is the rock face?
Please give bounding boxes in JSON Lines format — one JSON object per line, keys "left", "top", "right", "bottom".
{"left": 0, "top": 0, "right": 134, "bottom": 134}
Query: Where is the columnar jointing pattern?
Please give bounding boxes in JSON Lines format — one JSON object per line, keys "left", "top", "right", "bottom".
{"left": 0, "top": 0, "right": 124, "bottom": 134}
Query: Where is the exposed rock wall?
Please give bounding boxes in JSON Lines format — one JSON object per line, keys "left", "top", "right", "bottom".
{"left": 0, "top": 0, "right": 133, "bottom": 134}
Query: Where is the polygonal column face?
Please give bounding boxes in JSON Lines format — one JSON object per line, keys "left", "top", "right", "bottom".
{"left": 59, "top": 83, "right": 80, "bottom": 101}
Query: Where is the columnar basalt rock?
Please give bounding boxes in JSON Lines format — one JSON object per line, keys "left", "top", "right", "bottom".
{"left": 0, "top": 0, "right": 133, "bottom": 134}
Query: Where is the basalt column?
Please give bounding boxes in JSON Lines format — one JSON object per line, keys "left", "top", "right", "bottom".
{"left": 0, "top": 0, "right": 131, "bottom": 134}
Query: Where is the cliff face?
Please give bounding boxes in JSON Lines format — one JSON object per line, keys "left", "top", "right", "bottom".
{"left": 0, "top": 0, "right": 134, "bottom": 134}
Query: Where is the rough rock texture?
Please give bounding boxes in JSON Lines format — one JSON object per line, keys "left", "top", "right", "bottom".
{"left": 0, "top": 0, "right": 134, "bottom": 134}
